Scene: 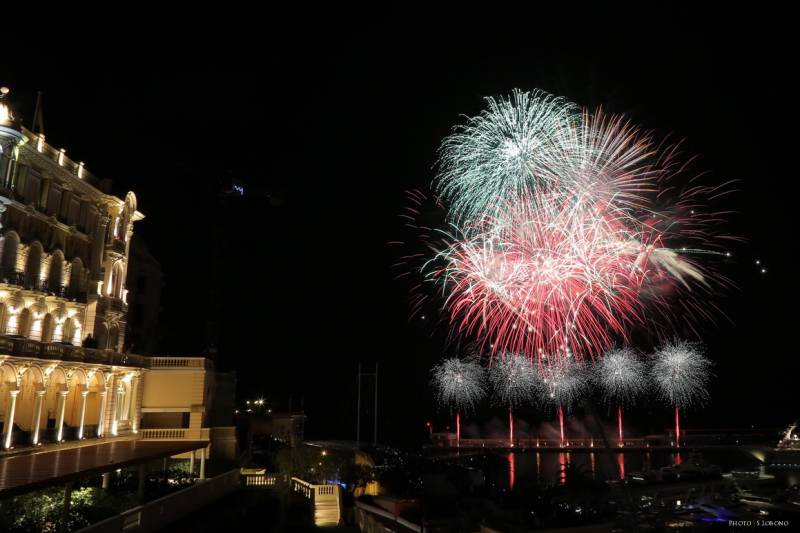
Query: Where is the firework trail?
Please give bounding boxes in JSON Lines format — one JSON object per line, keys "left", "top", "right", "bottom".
{"left": 595, "top": 347, "right": 648, "bottom": 444}
{"left": 431, "top": 354, "right": 487, "bottom": 444}
{"left": 535, "top": 356, "right": 590, "bottom": 445}
{"left": 650, "top": 339, "right": 712, "bottom": 446}
{"left": 489, "top": 352, "right": 539, "bottom": 446}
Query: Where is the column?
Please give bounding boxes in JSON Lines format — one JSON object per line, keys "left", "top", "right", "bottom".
{"left": 189, "top": 449, "right": 195, "bottom": 474}
{"left": 112, "top": 385, "right": 124, "bottom": 436}
{"left": 3, "top": 390, "right": 19, "bottom": 449}
{"left": 199, "top": 447, "right": 206, "bottom": 480}
{"left": 97, "top": 391, "right": 108, "bottom": 437}
{"left": 102, "top": 472, "right": 110, "bottom": 489}
{"left": 55, "top": 390, "right": 68, "bottom": 442}
{"left": 131, "top": 374, "right": 142, "bottom": 433}
{"left": 77, "top": 390, "right": 88, "bottom": 439}
{"left": 31, "top": 390, "right": 46, "bottom": 445}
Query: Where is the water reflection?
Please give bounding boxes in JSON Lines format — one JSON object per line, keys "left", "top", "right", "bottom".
{"left": 498, "top": 449, "right": 768, "bottom": 490}
{"left": 508, "top": 452, "right": 515, "bottom": 490}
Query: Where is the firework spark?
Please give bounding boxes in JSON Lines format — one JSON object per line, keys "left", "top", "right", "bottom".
{"left": 489, "top": 352, "right": 539, "bottom": 408}
{"left": 430, "top": 355, "right": 487, "bottom": 413}
{"left": 650, "top": 339, "right": 712, "bottom": 409}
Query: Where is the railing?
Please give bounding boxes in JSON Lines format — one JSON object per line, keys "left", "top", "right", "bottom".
{"left": 139, "top": 428, "right": 210, "bottom": 441}
{"left": 0, "top": 334, "right": 150, "bottom": 369}
{"left": 240, "top": 470, "right": 286, "bottom": 487}
{"left": 150, "top": 357, "right": 213, "bottom": 370}
{"left": 139, "top": 429, "right": 188, "bottom": 440}
{"left": 291, "top": 477, "right": 314, "bottom": 499}
{"left": 0, "top": 272, "right": 88, "bottom": 302}
{"left": 290, "top": 477, "right": 341, "bottom": 526}
{"left": 75, "top": 469, "right": 241, "bottom": 533}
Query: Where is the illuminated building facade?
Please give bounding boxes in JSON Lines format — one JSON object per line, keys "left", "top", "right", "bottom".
{"left": 0, "top": 88, "right": 224, "bottom": 457}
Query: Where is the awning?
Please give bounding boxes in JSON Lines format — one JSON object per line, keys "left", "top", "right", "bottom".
{"left": 0, "top": 439, "right": 206, "bottom": 498}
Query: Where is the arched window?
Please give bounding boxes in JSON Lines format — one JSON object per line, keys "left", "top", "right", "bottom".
{"left": 69, "top": 257, "right": 84, "bottom": 296}
{"left": 111, "top": 261, "right": 124, "bottom": 299}
{"left": 95, "top": 323, "right": 108, "bottom": 350}
{"left": 108, "top": 325, "right": 119, "bottom": 352}
{"left": 18, "top": 308, "right": 32, "bottom": 337}
{"left": 117, "top": 380, "right": 132, "bottom": 422}
{"left": 24, "top": 242, "right": 43, "bottom": 289}
{"left": 1, "top": 231, "right": 19, "bottom": 280}
{"left": 63, "top": 317, "right": 76, "bottom": 346}
{"left": 41, "top": 313, "right": 54, "bottom": 343}
{"left": 48, "top": 250, "right": 64, "bottom": 292}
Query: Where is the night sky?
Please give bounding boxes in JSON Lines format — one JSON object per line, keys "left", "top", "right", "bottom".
{"left": 4, "top": 9, "right": 797, "bottom": 445}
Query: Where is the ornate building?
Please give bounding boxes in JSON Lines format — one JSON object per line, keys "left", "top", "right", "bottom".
{"left": 0, "top": 87, "right": 228, "bottom": 457}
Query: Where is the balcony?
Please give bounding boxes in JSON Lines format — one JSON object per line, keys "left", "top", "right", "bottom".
{"left": 0, "top": 270, "right": 88, "bottom": 303}
{"left": 0, "top": 334, "right": 150, "bottom": 368}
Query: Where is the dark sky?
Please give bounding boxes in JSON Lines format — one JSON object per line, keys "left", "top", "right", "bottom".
{"left": 4, "top": 9, "right": 797, "bottom": 444}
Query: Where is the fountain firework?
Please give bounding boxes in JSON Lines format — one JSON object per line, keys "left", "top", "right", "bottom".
{"left": 489, "top": 352, "right": 539, "bottom": 445}
{"left": 431, "top": 355, "right": 487, "bottom": 445}
{"left": 650, "top": 340, "right": 712, "bottom": 446}
{"left": 535, "top": 355, "right": 589, "bottom": 445}
{"left": 595, "top": 347, "right": 648, "bottom": 445}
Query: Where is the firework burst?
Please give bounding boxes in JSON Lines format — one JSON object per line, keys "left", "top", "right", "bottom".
{"left": 650, "top": 339, "right": 712, "bottom": 409}
{"left": 596, "top": 347, "right": 648, "bottom": 406}
{"left": 424, "top": 90, "right": 733, "bottom": 363}
{"left": 430, "top": 355, "right": 487, "bottom": 413}
{"left": 427, "top": 192, "right": 668, "bottom": 362}
{"left": 489, "top": 352, "right": 539, "bottom": 408}
{"left": 436, "top": 89, "right": 577, "bottom": 225}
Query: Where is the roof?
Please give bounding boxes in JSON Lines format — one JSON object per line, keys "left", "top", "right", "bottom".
{"left": 0, "top": 439, "right": 206, "bottom": 498}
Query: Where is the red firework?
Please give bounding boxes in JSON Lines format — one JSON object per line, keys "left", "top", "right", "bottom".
{"left": 429, "top": 192, "right": 703, "bottom": 364}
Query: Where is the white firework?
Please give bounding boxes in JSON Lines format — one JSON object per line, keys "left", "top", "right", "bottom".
{"left": 595, "top": 347, "right": 648, "bottom": 406}
{"left": 650, "top": 340, "right": 712, "bottom": 409}
{"left": 489, "top": 352, "right": 539, "bottom": 408}
{"left": 431, "top": 356, "right": 487, "bottom": 413}
{"left": 535, "top": 356, "right": 589, "bottom": 412}
{"left": 435, "top": 89, "right": 578, "bottom": 225}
